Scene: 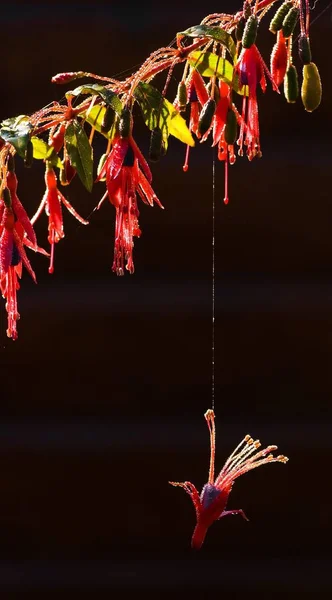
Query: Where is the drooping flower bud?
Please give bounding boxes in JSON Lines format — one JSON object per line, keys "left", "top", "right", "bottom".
{"left": 198, "top": 98, "right": 216, "bottom": 136}
{"left": 282, "top": 7, "right": 299, "bottom": 38}
{"left": 149, "top": 127, "right": 163, "bottom": 162}
{"left": 101, "top": 105, "right": 114, "bottom": 134}
{"left": 119, "top": 107, "right": 133, "bottom": 139}
{"left": 301, "top": 62, "right": 322, "bottom": 112}
{"left": 224, "top": 109, "right": 237, "bottom": 145}
{"left": 51, "top": 71, "right": 86, "bottom": 84}
{"left": 298, "top": 34, "right": 312, "bottom": 65}
{"left": 284, "top": 64, "right": 299, "bottom": 103}
{"left": 242, "top": 15, "right": 258, "bottom": 49}
{"left": 269, "top": 1, "right": 293, "bottom": 34}
{"left": 176, "top": 81, "right": 188, "bottom": 111}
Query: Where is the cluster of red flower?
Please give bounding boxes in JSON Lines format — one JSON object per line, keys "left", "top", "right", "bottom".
{"left": 0, "top": 0, "right": 322, "bottom": 339}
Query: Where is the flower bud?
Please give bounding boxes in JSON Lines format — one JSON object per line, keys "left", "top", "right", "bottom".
{"left": 284, "top": 64, "right": 299, "bottom": 103}
{"left": 119, "top": 107, "right": 133, "bottom": 139}
{"left": 301, "top": 62, "right": 322, "bottom": 112}
{"left": 101, "top": 106, "right": 114, "bottom": 134}
{"left": 198, "top": 98, "right": 216, "bottom": 136}
{"left": 224, "top": 108, "right": 237, "bottom": 145}
{"left": 176, "top": 81, "right": 187, "bottom": 111}
{"left": 51, "top": 71, "right": 85, "bottom": 84}
{"left": 242, "top": 15, "right": 258, "bottom": 49}
{"left": 282, "top": 7, "right": 299, "bottom": 38}
{"left": 269, "top": 1, "right": 293, "bottom": 33}
{"left": 149, "top": 127, "right": 163, "bottom": 162}
{"left": 298, "top": 34, "right": 312, "bottom": 65}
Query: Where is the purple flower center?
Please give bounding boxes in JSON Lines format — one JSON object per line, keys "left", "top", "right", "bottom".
{"left": 11, "top": 242, "right": 20, "bottom": 267}
{"left": 123, "top": 145, "right": 135, "bottom": 167}
{"left": 189, "top": 87, "right": 198, "bottom": 103}
{"left": 201, "top": 483, "right": 222, "bottom": 509}
{"left": 240, "top": 64, "right": 249, "bottom": 86}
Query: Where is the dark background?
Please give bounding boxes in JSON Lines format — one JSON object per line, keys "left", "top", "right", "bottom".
{"left": 0, "top": 0, "right": 331, "bottom": 597}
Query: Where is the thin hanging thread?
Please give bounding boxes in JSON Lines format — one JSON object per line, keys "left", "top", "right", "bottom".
{"left": 211, "top": 150, "right": 216, "bottom": 411}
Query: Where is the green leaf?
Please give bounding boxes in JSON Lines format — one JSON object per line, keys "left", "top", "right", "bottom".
{"left": 80, "top": 104, "right": 116, "bottom": 140}
{"left": 133, "top": 82, "right": 194, "bottom": 148}
{"left": 31, "top": 137, "right": 63, "bottom": 168}
{"left": 69, "top": 84, "right": 123, "bottom": 115}
{"left": 64, "top": 121, "right": 93, "bottom": 192}
{"left": 179, "top": 25, "right": 236, "bottom": 60}
{"left": 188, "top": 51, "right": 249, "bottom": 97}
{"left": 0, "top": 115, "right": 33, "bottom": 157}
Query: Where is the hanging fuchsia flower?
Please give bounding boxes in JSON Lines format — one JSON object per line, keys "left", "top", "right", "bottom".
{"left": 209, "top": 81, "right": 238, "bottom": 204}
{"left": 0, "top": 171, "right": 46, "bottom": 340}
{"left": 170, "top": 409, "right": 288, "bottom": 550}
{"left": 182, "top": 69, "right": 209, "bottom": 171}
{"left": 97, "top": 134, "right": 163, "bottom": 275}
{"left": 235, "top": 15, "right": 278, "bottom": 160}
{"left": 211, "top": 82, "right": 231, "bottom": 152}
{"left": 31, "top": 165, "right": 88, "bottom": 274}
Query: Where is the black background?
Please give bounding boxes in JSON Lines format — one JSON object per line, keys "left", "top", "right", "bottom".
{"left": 0, "top": 0, "right": 331, "bottom": 597}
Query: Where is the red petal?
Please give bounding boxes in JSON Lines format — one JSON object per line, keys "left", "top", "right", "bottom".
{"left": 47, "top": 189, "right": 63, "bottom": 239}
{"left": 137, "top": 170, "right": 163, "bottom": 208}
{"left": 192, "top": 70, "right": 209, "bottom": 107}
{"left": 11, "top": 192, "right": 37, "bottom": 248}
{"left": 109, "top": 138, "right": 128, "bottom": 180}
{"left": 12, "top": 230, "right": 36, "bottom": 282}
{"left": 0, "top": 229, "right": 13, "bottom": 274}
{"left": 270, "top": 31, "right": 288, "bottom": 87}
{"left": 130, "top": 137, "right": 152, "bottom": 183}
{"left": 24, "top": 236, "right": 50, "bottom": 257}
{"left": 106, "top": 169, "right": 122, "bottom": 208}
{"left": 59, "top": 191, "right": 89, "bottom": 225}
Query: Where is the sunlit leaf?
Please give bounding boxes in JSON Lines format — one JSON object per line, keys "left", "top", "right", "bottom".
{"left": 69, "top": 84, "right": 123, "bottom": 115}
{"left": 179, "top": 25, "right": 236, "bottom": 60}
{"left": 188, "top": 51, "right": 249, "bottom": 97}
{"left": 134, "top": 82, "right": 194, "bottom": 149}
{"left": 65, "top": 121, "right": 93, "bottom": 192}
{"left": 80, "top": 104, "right": 116, "bottom": 141}
{"left": 31, "top": 137, "right": 63, "bottom": 168}
{"left": 0, "top": 115, "right": 33, "bottom": 157}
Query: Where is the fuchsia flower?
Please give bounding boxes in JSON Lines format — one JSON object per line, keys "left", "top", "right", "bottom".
{"left": 235, "top": 44, "right": 278, "bottom": 160}
{"left": 31, "top": 165, "right": 88, "bottom": 273}
{"left": 212, "top": 81, "right": 231, "bottom": 154}
{"left": 170, "top": 409, "right": 288, "bottom": 550}
{"left": 97, "top": 134, "right": 163, "bottom": 275}
{"left": 182, "top": 69, "right": 209, "bottom": 171}
{"left": 0, "top": 170, "right": 47, "bottom": 340}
